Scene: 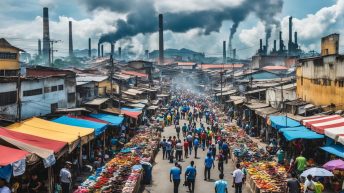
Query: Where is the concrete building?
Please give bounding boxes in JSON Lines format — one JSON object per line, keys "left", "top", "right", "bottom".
{"left": 266, "top": 83, "right": 296, "bottom": 109}
{"left": 0, "top": 38, "right": 23, "bottom": 76}
{"left": 0, "top": 67, "right": 76, "bottom": 120}
{"left": 296, "top": 33, "right": 344, "bottom": 110}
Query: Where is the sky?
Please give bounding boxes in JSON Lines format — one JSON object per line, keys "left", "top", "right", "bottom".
{"left": 0, "top": 0, "right": 343, "bottom": 59}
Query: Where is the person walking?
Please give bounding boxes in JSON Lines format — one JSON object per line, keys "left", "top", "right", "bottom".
{"left": 304, "top": 175, "right": 315, "bottom": 193}
{"left": 222, "top": 140, "right": 230, "bottom": 164}
{"left": 193, "top": 137, "right": 199, "bottom": 158}
{"left": 160, "top": 138, "right": 167, "bottom": 160}
{"left": 176, "top": 140, "right": 183, "bottom": 161}
{"left": 183, "top": 139, "right": 189, "bottom": 158}
{"left": 295, "top": 152, "right": 307, "bottom": 175}
{"left": 215, "top": 173, "right": 228, "bottom": 193}
{"left": 166, "top": 139, "right": 172, "bottom": 161}
{"left": 170, "top": 162, "right": 182, "bottom": 193}
{"left": 187, "top": 133, "right": 193, "bottom": 156}
{"left": 176, "top": 124, "right": 181, "bottom": 139}
{"left": 201, "top": 131, "right": 207, "bottom": 151}
{"left": 60, "top": 161, "right": 72, "bottom": 193}
{"left": 185, "top": 161, "right": 197, "bottom": 193}
{"left": 286, "top": 173, "right": 301, "bottom": 193}
{"left": 232, "top": 163, "right": 244, "bottom": 193}
{"left": 182, "top": 123, "right": 188, "bottom": 138}
{"left": 217, "top": 150, "right": 225, "bottom": 174}
{"left": 314, "top": 178, "right": 324, "bottom": 193}
{"left": 204, "top": 152, "right": 215, "bottom": 181}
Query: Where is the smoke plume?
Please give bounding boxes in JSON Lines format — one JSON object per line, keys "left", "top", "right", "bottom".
{"left": 81, "top": 0, "right": 283, "bottom": 44}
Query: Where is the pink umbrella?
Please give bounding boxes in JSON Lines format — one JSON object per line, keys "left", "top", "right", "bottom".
{"left": 323, "top": 159, "right": 344, "bottom": 171}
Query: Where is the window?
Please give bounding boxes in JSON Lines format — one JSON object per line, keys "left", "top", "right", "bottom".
{"left": 329, "top": 63, "right": 334, "bottom": 69}
{"left": 301, "top": 77, "right": 303, "bottom": 86}
{"left": 311, "top": 79, "right": 321, "bottom": 85}
{"left": 67, "top": 92, "right": 76, "bottom": 103}
{"left": 44, "top": 87, "right": 50, "bottom": 93}
{"left": 58, "top": 85, "right": 64, "bottom": 91}
{"left": 0, "top": 52, "right": 17, "bottom": 59}
{"left": 51, "top": 86, "right": 57, "bottom": 92}
{"left": 51, "top": 103, "right": 58, "bottom": 113}
{"left": 338, "top": 80, "right": 344, "bottom": 87}
{"left": 323, "top": 79, "right": 331, "bottom": 86}
{"left": 0, "top": 91, "right": 17, "bottom": 106}
{"left": 23, "top": 88, "right": 43, "bottom": 97}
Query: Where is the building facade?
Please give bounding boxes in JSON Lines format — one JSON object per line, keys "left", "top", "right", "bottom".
{"left": 296, "top": 34, "right": 344, "bottom": 110}
{"left": 0, "top": 38, "right": 23, "bottom": 76}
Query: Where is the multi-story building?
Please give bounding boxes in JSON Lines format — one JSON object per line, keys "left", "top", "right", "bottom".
{"left": 0, "top": 38, "right": 23, "bottom": 76}
{"left": 296, "top": 33, "right": 344, "bottom": 110}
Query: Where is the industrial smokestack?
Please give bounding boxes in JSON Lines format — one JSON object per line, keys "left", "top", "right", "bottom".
{"left": 265, "top": 34, "right": 269, "bottom": 54}
{"left": 88, "top": 38, "right": 91, "bottom": 57}
{"left": 289, "top": 17, "right": 293, "bottom": 43}
{"left": 273, "top": 40, "right": 276, "bottom": 52}
{"left": 233, "top": 49, "right": 236, "bottom": 60}
{"left": 118, "top": 47, "right": 122, "bottom": 59}
{"left": 259, "top": 39, "right": 263, "bottom": 51}
{"left": 294, "top": 31, "right": 298, "bottom": 45}
{"left": 42, "top": 7, "right": 50, "bottom": 65}
{"left": 158, "top": 14, "right": 164, "bottom": 64}
{"left": 228, "top": 39, "right": 232, "bottom": 58}
{"left": 38, "top": 39, "right": 42, "bottom": 56}
{"left": 145, "top": 50, "right": 149, "bottom": 59}
{"left": 223, "top": 41, "right": 226, "bottom": 63}
{"left": 69, "top": 21, "right": 73, "bottom": 57}
{"left": 101, "top": 44, "right": 104, "bottom": 57}
{"left": 279, "top": 31, "right": 283, "bottom": 52}
{"left": 111, "top": 43, "right": 114, "bottom": 56}
{"left": 97, "top": 43, "right": 100, "bottom": 57}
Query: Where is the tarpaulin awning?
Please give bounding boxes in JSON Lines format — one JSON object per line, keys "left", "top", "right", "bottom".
{"left": 324, "top": 126, "right": 344, "bottom": 142}
{"left": 268, "top": 116, "right": 301, "bottom": 129}
{"left": 53, "top": 116, "right": 107, "bottom": 136}
{"left": 121, "top": 108, "right": 142, "bottom": 119}
{"left": 121, "top": 107, "right": 142, "bottom": 112}
{"left": 302, "top": 115, "right": 342, "bottom": 128}
{"left": 279, "top": 126, "right": 310, "bottom": 133}
{"left": 68, "top": 115, "right": 108, "bottom": 124}
{"left": 310, "top": 118, "right": 344, "bottom": 134}
{"left": 338, "top": 136, "right": 344, "bottom": 146}
{"left": 90, "top": 114, "right": 124, "bottom": 126}
{"left": 321, "top": 145, "right": 344, "bottom": 158}
{"left": 0, "top": 128, "right": 65, "bottom": 154}
{"left": 8, "top": 117, "right": 94, "bottom": 152}
{"left": 0, "top": 145, "right": 28, "bottom": 166}
{"left": 283, "top": 130, "right": 324, "bottom": 141}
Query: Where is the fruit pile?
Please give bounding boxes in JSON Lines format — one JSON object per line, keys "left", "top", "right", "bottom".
{"left": 247, "top": 162, "right": 287, "bottom": 193}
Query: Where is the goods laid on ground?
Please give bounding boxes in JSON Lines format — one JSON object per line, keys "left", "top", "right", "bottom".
{"left": 74, "top": 129, "right": 160, "bottom": 193}
{"left": 246, "top": 162, "right": 287, "bottom": 193}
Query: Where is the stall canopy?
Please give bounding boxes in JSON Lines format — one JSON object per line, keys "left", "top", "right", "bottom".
{"left": 283, "top": 130, "right": 324, "bottom": 141}
{"left": 90, "top": 114, "right": 124, "bottom": 126}
{"left": 68, "top": 115, "right": 108, "bottom": 124}
{"left": 279, "top": 126, "right": 310, "bottom": 133}
{"left": 121, "top": 108, "right": 142, "bottom": 119}
{"left": 301, "top": 115, "right": 344, "bottom": 134}
{"left": 324, "top": 127, "right": 344, "bottom": 143}
{"left": 53, "top": 116, "right": 107, "bottom": 137}
{"left": 268, "top": 116, "right": 301, "bottom": 130}
{"left": 0, "top": 145, "right": 28, "bottom": 166}
{"left": 0, "top": 128, "right": 67, "bottom": 157}
{"left": 7, "top": 117, "right": 94, "bottom": 152}
{"left": 321, "top": 144, "right": 344, "bottom": 158}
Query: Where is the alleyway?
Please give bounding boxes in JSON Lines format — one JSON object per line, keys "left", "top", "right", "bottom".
{"left": 145, "top": 117, "right": 250, "bottom": 193}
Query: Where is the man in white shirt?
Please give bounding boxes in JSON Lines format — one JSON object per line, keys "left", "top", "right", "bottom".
{"left": 60, "top": 161, "right": 72, "bottom": 193}
{"left": 232, "top": 163, "right": 244, "bottom": 193}
{"left": 304, "top": 175, "right": 315, "bottom": 193}
{"left": 0, "top": 178, "right": 10, "bottom": 193}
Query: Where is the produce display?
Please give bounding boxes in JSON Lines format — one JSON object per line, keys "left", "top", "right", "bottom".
{"left": 246, "top": 162, "right": 287, "bottom": 193}
{"left": 74, "top": 129, "right": 160, "bottom": 193}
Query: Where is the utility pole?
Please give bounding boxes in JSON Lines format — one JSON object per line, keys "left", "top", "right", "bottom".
{"left": 50, "top": 40, "right": 61, "bottom": 66}
{"left": 109, "top": 55, "right": 114, "bottom": 99}
{"left": 16, "top": 72, "right": 21, "bottom": 122}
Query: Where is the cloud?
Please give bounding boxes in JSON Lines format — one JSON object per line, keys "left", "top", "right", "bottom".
{"left": 238, "top": 21, "right": 265, "bottom": 47}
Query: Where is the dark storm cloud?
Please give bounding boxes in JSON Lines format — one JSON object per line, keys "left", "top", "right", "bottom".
{"left": 81, "top": 0, "right": 283, "bottom": 44}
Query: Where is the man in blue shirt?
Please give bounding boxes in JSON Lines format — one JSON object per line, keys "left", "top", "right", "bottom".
{"left": 170, "top": 162, "right": 181, "bottom": 193}
{"left": 185, "top": 161, "right": 197, "bottom": 193}
{"left": 193, "top": 137, "right": 199, "bottom": 158}
{"left": 204, "top": 152, "right": 215, "bottom": 181}
{"left": 221, "top": 140, "right": 230, "bottom": 164}
{"left": 215, "top": 173, "right": 228, "bottom": 193}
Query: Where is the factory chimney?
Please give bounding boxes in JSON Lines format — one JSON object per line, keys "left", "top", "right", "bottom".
{"left": 223, "top": 41, "right": 226, "bottom": 63}
{"left": 228, "top": 39, "right": 232, "bottom": 59}
{"left": 145, "top": 50, "right": 149, "bottom": 59}
{"left": 88, "top": 38, "right": 91, "bottom": 57}
{"left": 111, "top": 43, "right": 114, "bottom": 56}
{"left": 294, "top": 32, "right": 298, "bottom": 45}
{"left": 101, "top": 44, "right": 104, "bottom": 57}
{"left": 289, "top": 16, "right": 293, "bottom": 44}
{"left": 69, "top": 21, "right": 73, "bottom": 57}
{"left": 97, "top": 43, "right": 100, "bottom": 57}
{"left": 158, "top": 14, "right": 164, "bottom": 64}
{"left": 265, "top": 34, "right": 269, "bottom": 55}
{"left": 118, "top": 47, "right": 122, "bottom": 59}
{"left": 259, "top": 39, "right": 263, "bottom": 52}
{"left": 233, "top": 49, "right": 236, "bottom": 60}
{"left": 42, "top": 7, "right": 50, "bottom": 65}
{"left": 273, "top": 40, "right": 277, "bottom": 52}
{"left": 279, "top": 31, "right": 283, "bottom": 52}
{"left": 38, "top": 39, "right": 42, "bottom": 56}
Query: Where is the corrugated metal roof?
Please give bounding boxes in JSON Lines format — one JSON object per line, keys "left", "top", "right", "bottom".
{"left": 76, "top": 75, "right": 108, "bottom": 83}
{"left": 262, "top": 66, "right": 288, "bottom": 70}
{"left": 85, "top": 98, "right": 109, "bottom": 106}
{"left": 121, "top": 71, "right": 148, "bottom": 78}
